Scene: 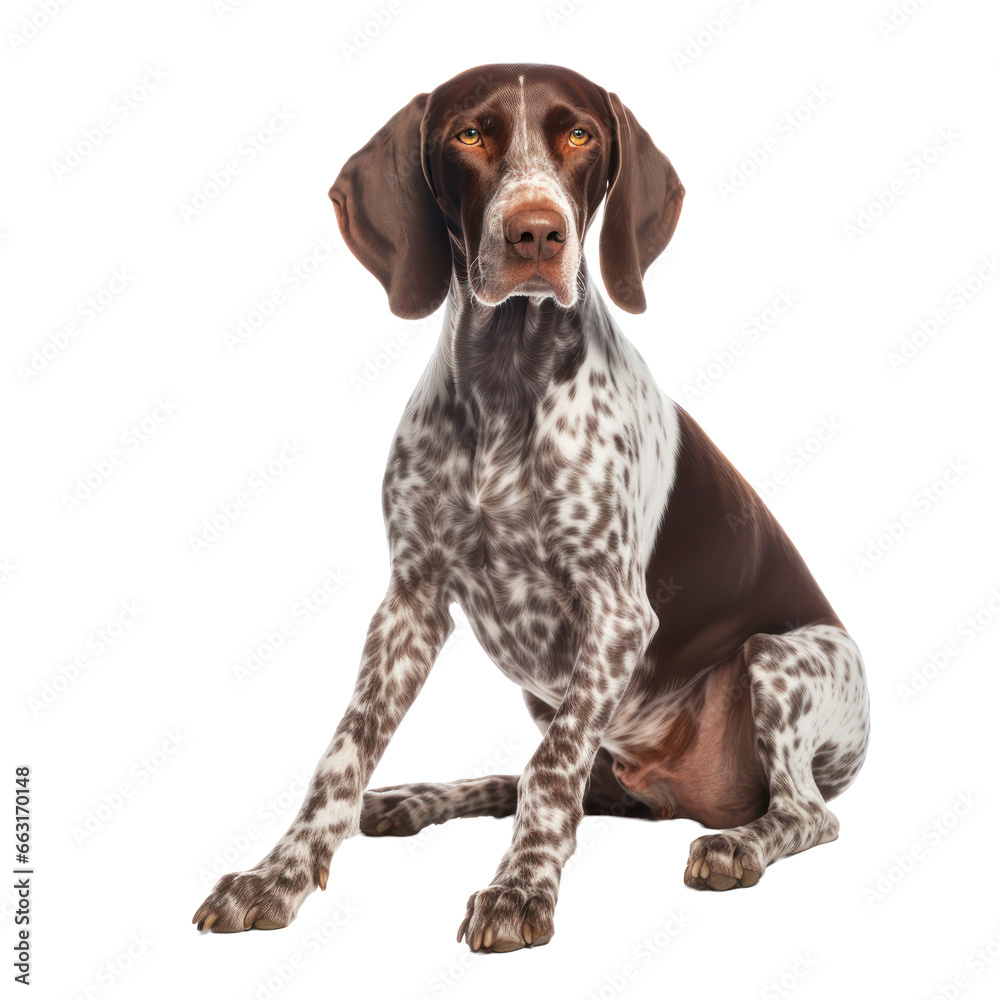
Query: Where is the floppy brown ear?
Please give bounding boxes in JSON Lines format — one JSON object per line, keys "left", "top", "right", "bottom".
{"left": 599, "top": 92, "right": 684, "bottom": 314}
{"left": 329, "top": 94, "right": 452, "bottom": 320}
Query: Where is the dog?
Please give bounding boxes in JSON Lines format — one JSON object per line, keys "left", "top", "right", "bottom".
{"left": 193, "top": 63, "right": 870, "bottom": 953}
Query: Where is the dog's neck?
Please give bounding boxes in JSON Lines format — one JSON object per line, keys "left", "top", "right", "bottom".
{"left": 438, "top": 261, "right": 620, "bottom": 429}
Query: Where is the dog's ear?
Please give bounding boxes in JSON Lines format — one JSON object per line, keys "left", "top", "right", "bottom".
{"left": 329, "top": 94, "right": 452, "bottom": 320}
{"left": 598, "top": 92, "right": 684, "bottom": 314}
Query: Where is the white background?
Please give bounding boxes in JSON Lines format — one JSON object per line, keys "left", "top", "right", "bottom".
{"left": 4, "top": 0, "right": 999, "bottom": 997}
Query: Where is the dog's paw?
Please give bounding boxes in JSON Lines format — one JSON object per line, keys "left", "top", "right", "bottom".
{"left": 192, "top": 862, "right": 325, "bottom": 933}
{"left": 360, "top": 785, "right": 440, "bottom": 837}
{"left": 684, "top": 833, "right": 763, "bottom": 891}
{"left": 456, "top": 885, "right": 554, "bottom": 953}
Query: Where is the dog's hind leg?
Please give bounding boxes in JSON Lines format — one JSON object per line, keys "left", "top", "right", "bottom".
{"left": 684, "top": 624, "right": 870, "bottom": 890}
{"left": 363, "top": 690, "right": 656, "bottom": 837}
{"left": 362, "top": 745, "right": 656, "bottom": 837}
{"left": 361, "top": 777, "right": 519, "bottom": 836}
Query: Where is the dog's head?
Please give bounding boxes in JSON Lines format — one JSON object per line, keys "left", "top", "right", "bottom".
{"left": 330, "top": 63, "right": 684, "bottom": 319}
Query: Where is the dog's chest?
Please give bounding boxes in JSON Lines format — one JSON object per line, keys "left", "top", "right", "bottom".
{"left": 440, "top": 427, "right": 580, "bottom": 700}
{"left": 383, "top": 347, "right": 666, "bottom": 704}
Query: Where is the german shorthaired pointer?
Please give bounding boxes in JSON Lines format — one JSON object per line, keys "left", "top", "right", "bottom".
{"left": 193, "top": 63, "right": 870, "bottom": 953}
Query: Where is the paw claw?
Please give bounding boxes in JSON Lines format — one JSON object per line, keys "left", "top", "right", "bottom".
{"left": 192, "top": 864, "right": 312, "bottom": 933}
{"left": 317, "top": 868, "right": 329, "bottom": 891}
{"left": 458, "top": 886, "right": 554, "bottom": 954}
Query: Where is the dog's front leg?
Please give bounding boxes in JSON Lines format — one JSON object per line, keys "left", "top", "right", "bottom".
{"left": 193, "top": 575, "right": 451, "bottom": 932}
{"left": 457, "top": 591, "right": 656, "bottom": 953}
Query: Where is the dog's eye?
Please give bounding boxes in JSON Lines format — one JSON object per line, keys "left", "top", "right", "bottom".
{"left": 457, "top": 128, "right": 481, "bottom": 145}
{"left": 568, "top": 128, "right": 590, "bottom": 146}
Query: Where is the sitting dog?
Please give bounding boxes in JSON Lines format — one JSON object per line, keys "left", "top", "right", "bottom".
{"left": 193, "top": 63, "right": 870, "bottom": 953}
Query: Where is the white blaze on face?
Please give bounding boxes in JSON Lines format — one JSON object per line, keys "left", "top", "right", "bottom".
{"left": 472, "top": 74, "right": 583, "bottom": 309}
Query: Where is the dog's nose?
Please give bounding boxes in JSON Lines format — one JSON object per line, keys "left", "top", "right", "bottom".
{"left": 504, "top": 209, "right": 566, "bottom": 261}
